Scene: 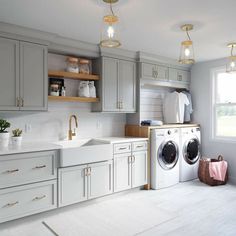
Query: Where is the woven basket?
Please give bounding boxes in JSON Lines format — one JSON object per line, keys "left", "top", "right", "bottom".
{"left": 198, "top": 155, "right": 228, "bottom": 186}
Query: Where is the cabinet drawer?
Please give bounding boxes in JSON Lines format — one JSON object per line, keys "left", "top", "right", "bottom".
{"left": 132, "top": 141, "right": 148, "bottom": 152}
{"left": 169, "top": 68, "right": 190, "bottom": 83}
{"left": 0, "top": 151, "right": 57, "bottom": 189}
{"left": 141, "top": 63, "right": 168, "bottom": 81}
{"left": 0, "top": 180, "right": 57, "bottom": 223}
{"left": 114, "top": 143, "right": 131, "bottom": 154}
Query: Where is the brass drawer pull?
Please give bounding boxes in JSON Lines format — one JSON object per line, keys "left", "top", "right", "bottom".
{"left": 119, "top": 147, "right": 127, "bottom": 150}
{"left": 33, "top": 195, "right": 46, "bottom": 201}
{"left": 132, "top": 156, "right": 136, "bottom": 163}
{"left": 16, "top": 97, "right": 20, "bottom": 107}
{"left": 5, "top": 201, "right": 19, "bottom": 207}
{"left": 34, "top": 165, "right": 46, "bottom": 169}
{"left": 136, "top": 145, "right": 144, "bottom": 148}
{"left": 6, "top": 169, "right": 19, "bottom": 174}
{"left": 87, "top": 167, "right": 91, "bottom": 176}
{"left": 128, "top": 156, "right": 132, "bottom": 164}
{"left": 21, "top": 98, "right": 24, "bottom": 107}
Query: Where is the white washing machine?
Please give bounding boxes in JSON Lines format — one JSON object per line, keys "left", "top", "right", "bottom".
{"left": 179, "top": 126, "right": 201, "bottom": 182}
{"left": 151, "top": 128, "right": 180, "bottom": 190}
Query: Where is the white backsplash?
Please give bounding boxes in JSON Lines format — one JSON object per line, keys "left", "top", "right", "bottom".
{"left": 0, "top": 102, "right": 126, "bottom": 143}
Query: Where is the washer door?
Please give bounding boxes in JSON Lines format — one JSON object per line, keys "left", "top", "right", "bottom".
{"left": 184, "top": 138, "right": 200, "bottom": 165}
{"left": 158, "top": 140, "right": 178, "bottom": 170}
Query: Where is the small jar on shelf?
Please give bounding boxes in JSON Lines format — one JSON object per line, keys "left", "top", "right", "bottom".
{"left": 66, "top": 57, "right": 79, "bottom": 73}
{"left": 79, "top": 59, "right": 91, "bottom": 74}
{"left": 50, "top": 84, "right": 60, "bottom": 96}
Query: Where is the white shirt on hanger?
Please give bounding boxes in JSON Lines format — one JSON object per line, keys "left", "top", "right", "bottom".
{"left": 178, "top": 92, "right": 190, "bottom": 123}
{"left": 163, "top": 91, "right": 189, "bottom": 124}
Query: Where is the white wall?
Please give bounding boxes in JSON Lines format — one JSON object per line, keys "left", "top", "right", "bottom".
{"left": 191, "top": 58, "right": 236, "bottom": 183}
{"left": 0, "top": 102, "right": 126, "bottom": 142}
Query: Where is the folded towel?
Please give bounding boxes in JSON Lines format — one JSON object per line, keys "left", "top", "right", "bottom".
{"left": 209, "top": 161, "right": 228, "bottom": 181}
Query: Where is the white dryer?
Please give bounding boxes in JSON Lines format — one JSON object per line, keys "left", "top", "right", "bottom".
{"left": 151, "top": 128, "right": 180, "bottom": 190}
{"left": 179, "top": 126, "right": 201, "bottom": 182}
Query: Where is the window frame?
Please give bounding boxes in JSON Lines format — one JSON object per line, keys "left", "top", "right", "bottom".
{"left": 211, "top": 67, "right": 236, "bottom": 142}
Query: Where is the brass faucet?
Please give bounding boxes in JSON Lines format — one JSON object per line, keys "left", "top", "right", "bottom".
{"left": 68, "top": 115, "right": 78, "bottom": 140}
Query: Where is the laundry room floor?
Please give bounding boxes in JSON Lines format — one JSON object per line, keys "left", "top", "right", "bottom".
{"left": 1, "top": 180, "right": 236, "bottom": 236}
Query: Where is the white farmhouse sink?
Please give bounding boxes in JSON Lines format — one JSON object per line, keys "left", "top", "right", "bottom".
{"left": 55, "top": 139, "right": 112, "bottom": 167}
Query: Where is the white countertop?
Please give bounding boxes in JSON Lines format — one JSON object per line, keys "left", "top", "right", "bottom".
{"left": 94, "top": 137, "right": 148, "bottom": 144}
{"left": 0, "top": 142, "right": 61, "bottom": 156}
{"left": 0, "top": 137, "right": 148, "bottom": 155}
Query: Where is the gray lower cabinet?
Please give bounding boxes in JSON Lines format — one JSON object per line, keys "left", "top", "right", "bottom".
{"left": 88, "top": 161, "right": 113, "bottom": 200}
{"left": 58, "top": 160, "right": 113, "bottom": 207}
{"left": 113, "top": 141, "right": 148, "bottom": 193}
{"left": 141, "top": 62, "right": 168, "bottom": 81}
{"left": 0, "top": 36, "right": 48, "bottom": 111}
{"left": 0, "top": 151, "right": 57, "bottom": 189}
{"left": 93, "top": 57, "right": 136, "bottom": 113}
{"left": 168, "top": 68, "right": 190, "bottom": 84}
{"left": 58, "top": 164, "right": 87, "bottom": 207}
{"left": 114, "top": 153, "right": 132, "bottom": 192}
{"left": 0, "top": 180, "right": 57, "bottom": 223}
{"left": 0, "top": 150, "right": 58, "bottom": 223}
{"left": 132, "top": 151, "right": 148, "bottom": 188}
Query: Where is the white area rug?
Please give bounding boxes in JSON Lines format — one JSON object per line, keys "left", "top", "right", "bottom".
{"left": 2, "top": 181, "right": 236, "bottom": 236}
{"left": 44, "top": 193, "right": 176, "bottom": 236}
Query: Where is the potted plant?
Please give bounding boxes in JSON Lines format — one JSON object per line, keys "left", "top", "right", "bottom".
{"left": 0, "top": 119, "right": 11, "bottom": 148}
{"left": 11, "top": 128, "right": 23, "bottom": 147}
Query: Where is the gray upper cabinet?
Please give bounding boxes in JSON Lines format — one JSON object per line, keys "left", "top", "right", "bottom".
{"left": 119, "top": 60, "right": 136, "bottom": 112}
{"left": 0, "top": 36, "right": 48, "bottom": 111}
{"left": 103, "top": 57, "right": 119, "bottom": 112}
{"left": 0, "top": 38, "right": 20, "bottom": 110}
{"left": 93, "top": 57, "right": 136, "bottom": 113}
{"left": 168, "top": 68, "right": 190, "bottom": 84}
{"left": 141, "top": 62, "right": 168, "bottom": 81}
{"left": 20, "top": 42, "right": 47, "bottom": 111}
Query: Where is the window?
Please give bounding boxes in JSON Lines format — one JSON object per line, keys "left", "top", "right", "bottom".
{"left": 212, "top": 68, "right": 236, "bottom": 139}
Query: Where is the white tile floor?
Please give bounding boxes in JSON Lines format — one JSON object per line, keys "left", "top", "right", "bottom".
{"left": 0, "top": 180, "right": 236, "bottom": 236}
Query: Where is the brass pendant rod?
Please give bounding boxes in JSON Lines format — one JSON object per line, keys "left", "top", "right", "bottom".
{"left": 231, "top": 45, "right": 234, "bottom": 57}
{"left": 186, "top": 30, "right": 191, "bottom": 41}
{"left": 110, "top": 1, "right": 115, "bottom": 16}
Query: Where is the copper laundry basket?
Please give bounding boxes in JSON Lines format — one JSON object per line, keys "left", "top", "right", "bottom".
{"left": 198, "top": 155, "right": 228, "bottom": 186}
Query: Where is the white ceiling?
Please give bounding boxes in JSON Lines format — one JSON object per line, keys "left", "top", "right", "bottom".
{"left": 0, "top": 0, "right": 236, "bottom": 62}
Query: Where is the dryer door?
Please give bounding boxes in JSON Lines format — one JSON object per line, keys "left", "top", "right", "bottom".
{"left": 184, "top": 137, "right": 200, "bottom": 164}
{"left": 158, "top": 140, "right": 178, "bottom": 170}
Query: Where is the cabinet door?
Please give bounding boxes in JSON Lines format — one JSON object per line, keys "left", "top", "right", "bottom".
{"left": 114, "top": 153, "right": 132, "bottom": 192}
{"left": 119, "top": 60, "right": 136, "bottom": 112}
{"left": 141, "top": 63, "right": 168, "bottom": 81}
{"left": 88, "top": 161, "right": 113, "bottom": 199}
{"left": 102, "top": 57, "right": 119, "bottom": 111}
{"left": 0, "top": 37, "right": 20, "bottom": 110}
{"left": 156, "top": 65, "right": 168, "bottom": 81}
{"left": 177, "top": 70, "right": 190, "bottom": 83}
{"left": 20, "top": 42, "right": 47, "bottom": 111}
{"left": 141, "top": 62, "right": 155, "bottom": 79}
{"left": 58, "top": 165, "right": 87, "bottom": 207}
{"left": 169, "top": 68, "right": 190, "bottom": 84}
{"left": 132, "top": 151, "right": 147, "bottom": 188}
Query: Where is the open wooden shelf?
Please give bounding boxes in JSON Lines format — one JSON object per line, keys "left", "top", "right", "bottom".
{"left": 48, "top": 70, "right": 99, "bottom": 81}
{"left": 48, "top": 96, "right": 99, "bottom": 103}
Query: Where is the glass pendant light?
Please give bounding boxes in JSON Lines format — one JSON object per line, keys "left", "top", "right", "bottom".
{"left": 100, "top": 0, "right": 121, "bottom": 48}
{"left": 226, "top": 43, "right": 236, "bottom": 73}
{"left": 179, "top": 24, "right": 195, "bottom": 64}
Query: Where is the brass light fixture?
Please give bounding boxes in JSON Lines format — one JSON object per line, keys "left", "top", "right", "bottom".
{"left": 100, "top": 0, "right": 121, "bottom": 48}
{"left": 179, "top": 24, "right": 195, "bottom": 64}
{"left": 226, "top": 43, "right": 236, "bottom": 73}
